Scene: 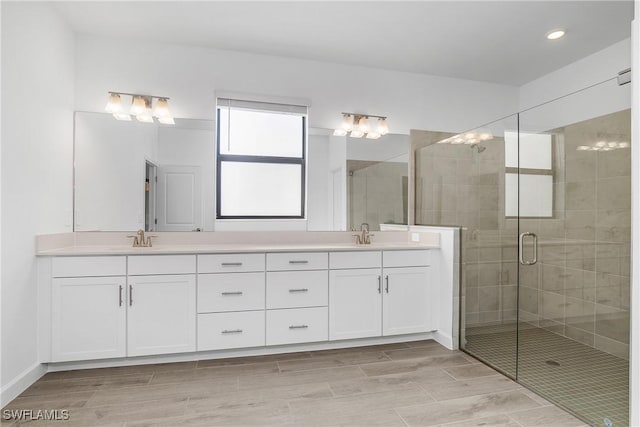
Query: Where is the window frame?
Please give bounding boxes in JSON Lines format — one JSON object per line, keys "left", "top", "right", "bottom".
{"left": 215, "top": 107, "right": 307, "bottom": 220}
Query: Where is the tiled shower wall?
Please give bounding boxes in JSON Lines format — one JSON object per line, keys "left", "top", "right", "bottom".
{"left": 414, "top": 109, "right": 631, "bottom": 359}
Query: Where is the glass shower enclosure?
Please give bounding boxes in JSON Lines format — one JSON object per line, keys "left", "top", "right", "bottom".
{"left": 415, "top": 76, "right": 631, "bottom": 426}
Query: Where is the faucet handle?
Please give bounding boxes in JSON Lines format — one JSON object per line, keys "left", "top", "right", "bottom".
{"left": 126, "top": 235, "right": 140, "bottom": 247}
{"left": 145, "top": 235, "right": 158, "bottom": 247}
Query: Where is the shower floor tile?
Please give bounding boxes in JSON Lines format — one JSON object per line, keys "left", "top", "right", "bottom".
{"left": 464, "top": 326, "right": 629, "bottom": 427}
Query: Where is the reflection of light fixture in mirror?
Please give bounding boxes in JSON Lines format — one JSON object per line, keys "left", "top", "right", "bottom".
{"left": 335, "top": 112, "right": 387, "bottom": 139}
{"left": 113, "top": 113, "right": 132, "bottom": 121}
{"left": 436, "top": 129, "right": 495, "bottom": 145}
{"left": 105, "top": 92, "right": 175, "bottom": 124}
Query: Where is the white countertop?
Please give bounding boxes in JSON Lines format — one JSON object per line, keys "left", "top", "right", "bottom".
{"left": 37, "top": 241, "right": 439, "bottom": 256}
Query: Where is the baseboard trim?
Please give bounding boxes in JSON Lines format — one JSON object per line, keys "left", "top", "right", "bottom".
{"left": 48, "top": 333, "right": 436, "bottom": 372}
{"left": 433, "top": 331, "right": 454, "bottom": 350}
{"left": 0, "top": 363, "right": 47, "bottom": 408}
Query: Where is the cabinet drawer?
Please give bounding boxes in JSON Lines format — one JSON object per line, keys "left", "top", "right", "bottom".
{"left": 266, "top": 307, "right": 328, "bottom": 345}
{"left": 266, "top": 252, "right": 328, "bottom": 271}
{"left": 128, "top": 255, "right": 196, "bottom": 275}
{"left": 198, "top": 272, "right": 265, "bottom": 313}
{"left": 52, "top": 256, "right": 126, "bottom": 278}
{"left": 266, "top": 271, "right": 328, "bottom": 309}
{"left": 383, "top": 250, "right": 431, "bottom": 268}
{"left": 329, "top": 251, "right": 381, "bottom": 269}
{"left": 198, "top": 311, "right": 265, "bottom": 351}
{"left": 198, "top": 254, "right": 265, "bottom": 274}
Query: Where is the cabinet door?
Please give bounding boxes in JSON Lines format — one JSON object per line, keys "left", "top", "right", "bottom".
{"left": 52, "top": 277, "right": 126, "bottom": 362}
{"left": 329, "top": 268, "right": 382, "bottom": 340}
{"left": 127, "top": 274, "right": 196, "bottom": 356}
{"left": 382, "top": 267, "right": 433, "bottom": 336}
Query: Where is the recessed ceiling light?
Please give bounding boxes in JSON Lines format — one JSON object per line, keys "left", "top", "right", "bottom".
{"left": 547, "top": 29, "right": 565, "bottom": 40}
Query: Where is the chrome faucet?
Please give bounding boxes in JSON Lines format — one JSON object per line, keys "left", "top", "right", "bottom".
{"left": 352, "top": 223, "right": 374, "bottom": 245}
{"left": 127, "top": 229, "right": 157, "bottom": 247}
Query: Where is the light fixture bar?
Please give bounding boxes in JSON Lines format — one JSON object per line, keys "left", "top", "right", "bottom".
{"left": 341, "top": 112, "right": 387, "bottom": 120}
{"left": 108, "top": 91, "right": 170, "bottom": 100}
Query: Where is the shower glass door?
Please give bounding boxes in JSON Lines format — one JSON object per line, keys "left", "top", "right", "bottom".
{"left": 517, "top": 77, "right": 631, "bottom": 426}
{"left": 415, "top": 74, "right": 630, "bottom": 426}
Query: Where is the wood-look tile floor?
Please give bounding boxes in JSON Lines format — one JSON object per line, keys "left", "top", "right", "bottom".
{"left": 2, "top": 340, "right": 588, "bottom": 427}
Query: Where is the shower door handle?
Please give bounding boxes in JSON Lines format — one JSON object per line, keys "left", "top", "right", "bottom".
{"left": 519, "top": 232, "right": 538, "bottom": 265}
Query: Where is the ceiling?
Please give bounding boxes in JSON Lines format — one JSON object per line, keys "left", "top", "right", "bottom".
{"left": 53, "top": 1, "right": 633, "bottom": 86}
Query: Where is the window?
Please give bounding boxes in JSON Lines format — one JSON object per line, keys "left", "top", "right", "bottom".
{"left": 216, "top": 98, "right": 307, "bottom": 219}
{"left": 504, "top": 131, "right": 554, "bottom": 218}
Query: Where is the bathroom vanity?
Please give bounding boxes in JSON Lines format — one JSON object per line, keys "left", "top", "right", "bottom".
{"left": 36, "top": 231, "right": 455, "bottom": 369}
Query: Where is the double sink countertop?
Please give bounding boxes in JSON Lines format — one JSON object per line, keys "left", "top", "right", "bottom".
{"left": 36, "top": 231, "right": 441, "bottom": 256}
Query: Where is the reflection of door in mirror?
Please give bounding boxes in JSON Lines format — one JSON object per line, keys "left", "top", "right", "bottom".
{"left": 144, "top": 161, "right": 158, "bottom": 231}
{"left": 156, "top": 165, "right": 202, "bottom": 232}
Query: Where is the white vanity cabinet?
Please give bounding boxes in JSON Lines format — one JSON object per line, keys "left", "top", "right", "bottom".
{"left": 329, "top": 250, "right": 433, "bottom": 341}
{"left": 50, "top": 256, "right": 127, "bottom": 362}
{"left": 127, "top": 255, "right": 196, "bottom": 356}
{"left": 197, "top": 253, "right": 266, "bottom": 352}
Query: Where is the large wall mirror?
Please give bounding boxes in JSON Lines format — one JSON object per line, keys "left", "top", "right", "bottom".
{"left": 73, "top": 112, "right": 408, "bottom": 232}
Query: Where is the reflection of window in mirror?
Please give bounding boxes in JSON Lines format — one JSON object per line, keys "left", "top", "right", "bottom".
{"left": 216, "top": 98, "right": 308, "bottom": 219}
{"left": 504, "top": 131, "right": 554, "bottom": 218}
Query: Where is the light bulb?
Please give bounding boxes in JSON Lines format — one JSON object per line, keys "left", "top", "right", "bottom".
{"left": 130, "top": 96, "right": 147, "bottom": 115}
{"left": 341, "top": 115, "right": 354, "bottom": 132}
{"left": 607, "top": 142, "right": 618, "bottom": 148}
{"left": 595, "top": 141, "right": 607, "bottom": 147}
{"left": 451, "top": 137, "right": 465, "bottom": 145}
{"left": 333, "top": 129, "right": 347, "bottom": 136}
{"left": 136, "top": 108, "right": 154, "bottom": 123}
{"left": 105, "top": 93, "right": 122, "bottom": 114}
{"left": 376, "top": 118, "right": 389, "bottom": 135}
{"left": 113, "top": 113, "right": 131, "bottom": 121}
{"left": 366, "top": 131, "right": 381, "bottom": 140}
{"left": 619, "top": 142, "right": 630, "bottom": 148}
{"left": 350, "top": 129, "right": 364, "bottom": 138}
{"left": 576, "top": 146, "right": 590, "bottom": 151}
{"left": 479, "top": 133, "right": 492, "bottom": 141}
{"left": 357, "top": 116, "right": 370, "bottom": 133}
{"left": 154, "top": 98, "right": 171, "bottom": 118}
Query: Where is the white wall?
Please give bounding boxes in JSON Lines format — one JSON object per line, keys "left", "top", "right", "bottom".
{"left": 519, "top": 38, "right": 631, "bottom": 112}
{"left": 1, "top": 2, "right": 75, "bottom": 404}
{"left": 307, "top": 135, "right": 331, "bottom": 231}
{"left": 75, "top": 36, "right": 519, "bottom": 135}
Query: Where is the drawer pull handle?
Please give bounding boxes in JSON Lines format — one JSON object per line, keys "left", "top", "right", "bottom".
{"left": 221, "top": 291, "right": 243, "bottom": 296}
{"left": 289, "top": 260, "right": 309, "bottom": 264}
{"left": 289, "top": 288, "right": 309, "bottom": 293}
{"left": 221, "top": 262, "right": 243, "bottom": 266}
{"left": 222, "top": 329, "right": 243, "bottom": 334}
{"left": 289, "top": 325, "right": 309, "bottom": 329}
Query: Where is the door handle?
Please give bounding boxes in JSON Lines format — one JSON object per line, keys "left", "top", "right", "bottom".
{"left": 129, "top": 285, "right": 133, "bottom": 306}
{"left": 119, "top": 285, "right": 123, "bottom": 307}
{"left": 385, "top": 275, "right": 389, "bottom": 293}
{"left": 377, "top": 275, "right": 382, "bottom": 294}
{"left": 519, "top": 232, "right": 538, "bottom": 265}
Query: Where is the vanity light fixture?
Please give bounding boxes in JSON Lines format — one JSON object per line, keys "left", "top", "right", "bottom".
{"left": 105, "top": 92, "right": 175, "bottom": 124}
{"left": 334, "top": 113, "right": 388, "bottom": 139}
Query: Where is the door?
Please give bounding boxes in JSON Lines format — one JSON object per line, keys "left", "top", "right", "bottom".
{"left": 382, "top": 267, "right": 432, "bottom": 335}
{"left": 52, "top": 277, "right": 126, "bottom": 362}
{"left": 329, "top": 268, "right": 382, "bottom": 340}
{"left": 127, "top": 274, "right": 196, "bottom": 356}
{"left": 156, "top": 165, "right": 202, "bottom": 231}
